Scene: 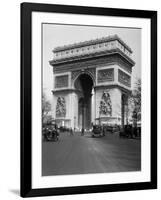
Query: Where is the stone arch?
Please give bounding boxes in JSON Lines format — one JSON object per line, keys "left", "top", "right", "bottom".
{"left": 73, "top": 72, "right": 94, "bottom": 130}
{"left": 72, "top": 70, "right": 96, "bottom": 88}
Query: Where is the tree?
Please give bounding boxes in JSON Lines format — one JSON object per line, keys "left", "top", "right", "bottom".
{"left": 127, "top": 78, "right": 141, "bottom": 123}
{"left": 125, "top": 96, "right": 134, "bottom": 124}
{"left": 42, "top": 93, "right": 51, "bottom": 124}
{"left": 132, "top": 78, "right": 141, "bottom": 114}
{"left": 125, "top": 78, "right": 141, "bottom": 124}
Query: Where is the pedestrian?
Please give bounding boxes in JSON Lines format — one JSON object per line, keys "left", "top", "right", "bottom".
{"left": 81, "top": 128, "right": 84, "bottom": 136}
{"left": 54, "top": 123, "right": 58, "bottom": 130}
{"left": 70, "top": 127, "right": 73, "bottom": 136}
{"left": 103, "top": 126, "right": 105, "bottom": 136}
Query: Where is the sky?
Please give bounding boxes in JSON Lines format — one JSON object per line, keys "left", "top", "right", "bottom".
{"left": 43, "top": 23, "right": 141, "bottom": 101}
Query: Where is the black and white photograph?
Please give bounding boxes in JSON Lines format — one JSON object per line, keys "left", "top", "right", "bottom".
{"left": 0, "top": 0, "right": 159, "bottom": 199}
{"left": 42, "top": 24, "right": 141, "bottom": 176}
{"left": 20, "top": 3, "right": 157, "bottom": 197}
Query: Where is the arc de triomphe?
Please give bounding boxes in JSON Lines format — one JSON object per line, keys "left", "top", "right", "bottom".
{"left": 49, "top": 35, "right": 135, "bottom": 130}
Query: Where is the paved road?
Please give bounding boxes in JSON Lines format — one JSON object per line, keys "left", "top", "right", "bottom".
{"left": 42, "top": 132, "right": 141, "bottom": 176}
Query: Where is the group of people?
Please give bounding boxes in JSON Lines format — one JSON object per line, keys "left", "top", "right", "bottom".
{"left": 57, "top": 124, "right": 141, "bottom": 139}
{"left": 120, "top": 124, "right": 141, "bottom": 138}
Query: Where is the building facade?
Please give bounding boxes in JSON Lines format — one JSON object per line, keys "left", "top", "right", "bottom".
{"left": 50, "top": 35, "right": 135, "bottom": 130}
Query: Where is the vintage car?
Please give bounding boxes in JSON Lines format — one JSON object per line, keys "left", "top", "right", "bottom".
{"left": 103, "top": 124, "right": 120, "bottom": 133}
{"left": 43, "top": 124, "right": 59, "bottom": 142}
{"left": 119, "top": 125, "right": 132, "bottom": 138}
{"left": 91, "top": 125, "right": 105, "bottom": 137}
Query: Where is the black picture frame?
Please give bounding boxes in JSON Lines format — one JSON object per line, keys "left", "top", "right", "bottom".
{"left": 21, "top": 2, "right": 157, "bottom": 197}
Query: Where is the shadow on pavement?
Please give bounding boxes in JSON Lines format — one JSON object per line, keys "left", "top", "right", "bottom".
{"left": 9, "top": 189, "right": 19, "bottom": 196}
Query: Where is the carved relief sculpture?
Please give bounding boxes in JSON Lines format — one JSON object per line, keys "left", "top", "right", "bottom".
{"left": 97, "top": 68, "right": 114, "bottom": 83}
{"left": 118, "top": 69, "right": 131, "bottom": 87}
{"left": 99, "top": 90, "right": 112, "bottom": 116}
{"left": 71, "top": 70, "right": 80, "bottom": 81}
{"left": 55, "top": 75, "right": 68, "bottom": 88}
{"left": 72, "top": 68, "right": 96, "bottom": 82}
{"left": 56, "top": 97, "right": 66, "bottom": 117}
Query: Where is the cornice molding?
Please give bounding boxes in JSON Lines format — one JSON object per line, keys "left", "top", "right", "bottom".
{"left": 53, "top": 34, "right": 133, "bottom": 53}
{"left": 50, "top": 49, "right": 135, "bottom": 67}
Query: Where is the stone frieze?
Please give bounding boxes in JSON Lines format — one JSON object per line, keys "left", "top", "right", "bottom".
{"left": 97, "top": 68, "right": 114, "bottom": 83}
{"left": 118, "top": 69, "right": 131, "bottom": 87}
{"left": 55, "top": 75, "right": 68, "bottom": 88}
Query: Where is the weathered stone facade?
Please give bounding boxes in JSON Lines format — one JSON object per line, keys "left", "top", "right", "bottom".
{"left": 55, "top": 75, "right": 68, "bottom": 88}
{"left": 50, "top": 35, "right": 135, "bottom": 129}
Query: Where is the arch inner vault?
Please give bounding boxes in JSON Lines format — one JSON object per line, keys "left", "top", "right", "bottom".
{"left": 74, "top": 73, "right": 93, "bottom": 130}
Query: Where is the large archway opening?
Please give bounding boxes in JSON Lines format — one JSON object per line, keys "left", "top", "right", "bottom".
{"left": 74, "top": 73, "right": 94, "bottom": 130}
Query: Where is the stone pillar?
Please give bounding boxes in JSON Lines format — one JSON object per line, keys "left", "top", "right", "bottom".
{"left": 125, "top": 96, "right": 129, "bottom": 125}
{"left": 121, "top": 95, "right": 125, "bottom": 128}
{"left": 121, "top": 94, "right": 128, "bottom": 128}
{"left": 110, "top": 88, "right": 122, "bottom": 124}
{"left": 70, "top": 92, "right": 75, "bottom": 129}
{"left": 91, "top": 90, "right": 95, "bottom": 125}
{"left": 51, "top": 92, "right": 56, "bottom": 120}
